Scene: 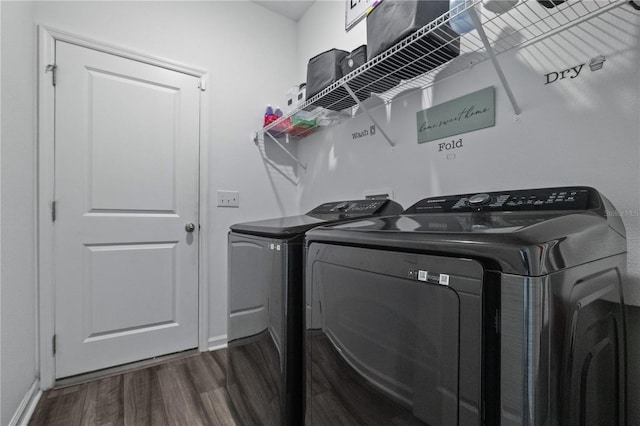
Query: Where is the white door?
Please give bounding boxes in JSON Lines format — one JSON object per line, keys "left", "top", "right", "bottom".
{"left": 54, "top": 41, "right": 201, "bottom": 378}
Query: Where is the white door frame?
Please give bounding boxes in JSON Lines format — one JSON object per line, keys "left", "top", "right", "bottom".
{"left": 37, "top": 25, "right": 210, "bottom": 389}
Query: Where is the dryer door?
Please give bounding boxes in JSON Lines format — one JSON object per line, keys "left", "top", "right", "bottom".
{"left": 306, "top": 243, "right": 485, "bottom": 426}
{"left": 227, "top": 233, "right": 281, "bottom": 425}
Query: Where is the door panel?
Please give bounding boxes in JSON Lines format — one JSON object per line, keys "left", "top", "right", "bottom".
{"left": 54, "top": 41, "right": 200, "bottom": 378}
{"left": 87, "top": 69, "right": 178, "bottom": 212}
{"left": 84, "top": 243, "right": 177, "bottom": 338}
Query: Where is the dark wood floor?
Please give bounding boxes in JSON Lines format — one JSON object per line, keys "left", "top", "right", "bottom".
{"left": 25, "top": 307, "right": 640, "bottom": 425}
{"left": 29, "top": 349, "right": 237, "bottom": 426}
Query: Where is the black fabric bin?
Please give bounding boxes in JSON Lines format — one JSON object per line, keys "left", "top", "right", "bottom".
{"left": 366, "top": 0, "right": 460, "bottom": 81}
{"left": 307, "top": 45, "right": 402, "bottom": 112}
{"left": 340, "top": 45, "right": 368, "bottom": 76}
{"left": 340, "top": 45, "right": 401, "bottom": 100}
{"left": 307, "top": 48, "right": 371, "bottom": 111}
{"left": 306, "top": 49, "right": 349, "bottom": 100}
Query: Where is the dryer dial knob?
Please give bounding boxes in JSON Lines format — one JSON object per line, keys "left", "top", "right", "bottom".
{"left": 468, "top": 193, "right": 492, "bottom": 206}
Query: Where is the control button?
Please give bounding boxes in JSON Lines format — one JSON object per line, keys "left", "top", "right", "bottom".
{"left": 334, "top": 202, "right": 349, "bottom": 210}
{"left": 467, "top": 193, "right": 492, "bottom": 206}
{"left": 439, "top": 274, "right": 450, "bottom": 286}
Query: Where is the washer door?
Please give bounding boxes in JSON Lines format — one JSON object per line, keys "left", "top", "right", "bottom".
{"left": 306, "top": 243, "right": 485, "bottom": 426}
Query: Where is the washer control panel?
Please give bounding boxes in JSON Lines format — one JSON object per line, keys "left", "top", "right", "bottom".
{"left": 309, "top": 199, "right": 389, "bottom": 215}
{"left": 467, "top": 193, "right": 492, "bottom": 206}
{"left": 405, "top": 187, "right": 597, "bottom": 214}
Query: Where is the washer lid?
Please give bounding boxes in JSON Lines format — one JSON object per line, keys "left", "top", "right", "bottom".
{"left": 230, "top": 199, "right": 402, "bottom": 238}
{"left": 230, "top": 214, "right": 340, "bottom": 238}
{"left": 306, "top": 187, "right": 626, "bottom": 276}
{"left": 319, "top": 210, "right": 571, "bottom": 234}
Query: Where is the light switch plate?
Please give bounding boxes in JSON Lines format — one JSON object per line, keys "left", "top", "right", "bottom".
{"left": 217, "top": 190, "right": 239, "bottom": 207}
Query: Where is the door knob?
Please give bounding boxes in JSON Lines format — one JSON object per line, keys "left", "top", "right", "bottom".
{"left": 185, "top": 223, "right": 196, "bottom": 233}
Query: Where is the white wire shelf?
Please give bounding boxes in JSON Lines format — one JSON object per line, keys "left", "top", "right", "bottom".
{"left": 255, "top": 0, "right": 628, "bottom": 142}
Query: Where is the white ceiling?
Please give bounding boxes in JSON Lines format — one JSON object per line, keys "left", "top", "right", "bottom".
{"left": 252, "top": 1, "right": 315, "bottom": 21}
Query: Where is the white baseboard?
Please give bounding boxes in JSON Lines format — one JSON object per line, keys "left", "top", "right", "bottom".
{"left": 9, "top": 379, "right": 42, "bottom": 426}
{"left": 208, "top": 334, "right": 228, "bottom": 351}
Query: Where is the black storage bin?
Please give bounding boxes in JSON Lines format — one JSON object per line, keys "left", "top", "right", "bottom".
{"left": 367, "top": 0, "right": 460, "bottom": 81}
{"left": 307, "top": 46, "right": 401, "bottom": 112}
{"left": 340, "top": 45, "right": 368, "bottom": 76}
{"left": 538, "top": 0, "right": 566, "bottom": 8}
{"left": 340, "top": 45, "right": 401, "bottom": 100}
{"left": 306, "top": 49, "right": 349, "bottom": 100}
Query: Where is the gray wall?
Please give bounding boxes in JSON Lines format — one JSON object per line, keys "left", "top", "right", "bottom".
{"left": 1, "top": 1, "right": 300, "bottom": 423}
{"left": 1, "top": 1, "right": 39, "bottom": 424}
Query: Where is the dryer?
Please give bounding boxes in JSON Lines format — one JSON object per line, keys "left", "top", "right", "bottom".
{"left": 304, "top": 186, "right": 627, "bottom": 426}
{"left": 227, "top": 199, "right": 402, "bottom": 426}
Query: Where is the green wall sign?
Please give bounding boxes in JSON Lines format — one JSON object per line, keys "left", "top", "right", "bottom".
{"left": 416, "top": 86, "right": 495, "bottom": 144}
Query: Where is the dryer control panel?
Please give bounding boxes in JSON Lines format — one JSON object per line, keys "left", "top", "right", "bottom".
{"left": 405, "top": 187, "right": 598, "bottom": 214}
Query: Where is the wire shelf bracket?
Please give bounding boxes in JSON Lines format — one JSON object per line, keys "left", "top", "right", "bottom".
{"left": 468, "top": 4, "right": 522, "bottom": 120}
{"left": 261, "top": 130, "right": 307, "bottom": 171}
{"left": 343, "top": 82, "right": 396, "bottom": 149}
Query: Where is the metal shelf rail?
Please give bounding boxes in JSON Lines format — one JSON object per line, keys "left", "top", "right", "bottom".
{"left": 254, "top": 0, "right": 628, "bottom": 157}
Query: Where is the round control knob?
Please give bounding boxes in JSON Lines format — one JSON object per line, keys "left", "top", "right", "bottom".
{"left": 467, "top": 193, "right": 492, "bottom": 206}
{"left": 334, "top": 202, "right": 349, "bottom": 211}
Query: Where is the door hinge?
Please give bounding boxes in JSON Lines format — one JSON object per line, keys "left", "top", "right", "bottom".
{"left": 52, "top": 334, "right": 57, "bottom": 356}
{"left": 51, "top": 200, "right": 57, "bottom": 222}
{"left": 45, "top": 64, "right": 57, "bottom": 86}
{"left": 199, "top": 78, "right": 206, "bottom": 91}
